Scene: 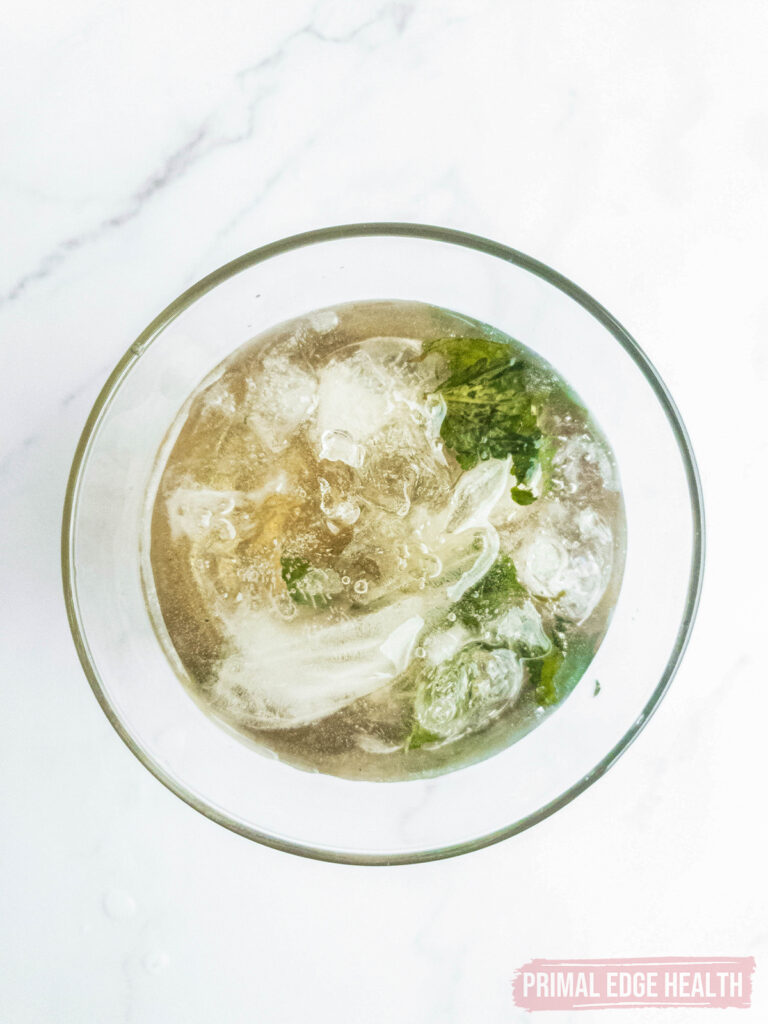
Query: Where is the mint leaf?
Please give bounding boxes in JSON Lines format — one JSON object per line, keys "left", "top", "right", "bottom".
{"left": 281, "top": 554, "right": 310, "bottom": 587}
{"left": 423, "top": 337, "right": 548, "bottom": 501}
{"left": 422, "top": 336, "right": 512, "bottom": 386}
{"left": 280, "top": 554, "right": 333, "bottom": 608}
{"left": 529, "top": 650, "right": 565, "bottom": 706}
{"left": 405, "top": 722, "right": 442, "bottom": 750}
{"left": 529, "top": 634, "right": 597, "bottom": 706}
{"left": 453, "top": 554, "right": 524, "bottom": 631}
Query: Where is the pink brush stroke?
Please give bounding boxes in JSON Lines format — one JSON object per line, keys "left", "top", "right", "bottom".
{"left": 512, "top": 957, "right": 755, "bottom": 1011}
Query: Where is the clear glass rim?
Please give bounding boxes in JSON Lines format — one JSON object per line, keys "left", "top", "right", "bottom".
{"left": 61, "top": 222, "right": 706, "bottom": 865}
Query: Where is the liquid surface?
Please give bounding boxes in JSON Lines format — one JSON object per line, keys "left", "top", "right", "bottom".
{"left": 145, "top": 300, "right": 626, "bottom": 780}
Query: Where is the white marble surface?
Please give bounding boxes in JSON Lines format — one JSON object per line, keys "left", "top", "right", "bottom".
{"left": 1, "top": 1, "right": 767, "bottom": 1020}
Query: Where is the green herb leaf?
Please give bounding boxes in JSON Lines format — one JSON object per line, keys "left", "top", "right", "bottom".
{"left": 423, "top": 337, "right": 548, "bottom": 501}
{"left": 405, "top": 722, "right": 442, "bottom": 750}
{"left": 280, "top": 554, "right": 333, "bottom": 608}
{"left": 453, "top": 554, "right": 524, "bottom": 631}
{"left": 529, "top": 634, "right": 597, "bottom": 706}
{"left": 280, "top": 554, "right": 310, "bottom": 587}
{"left": 510, "top": 486, "right": 537, "bottom": 505}
{"left": 529, "top": 649, "right": 566, "bottom": 706}
{"left": 422, "top": 336, "right": 512, "bottom": 386}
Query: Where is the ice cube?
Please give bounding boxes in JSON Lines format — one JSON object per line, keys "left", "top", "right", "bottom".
{"left": 414, "top": 644, "right": 523, "bottom": 739}
{"left": 361, "top": 416, "right": 454, "bottom": 516}
{"left": 577, "top": 506, "right": 613, "bottom": 544}
{"left": 358, "top": 335, "right": 421, "bottom": 366}
{"left": 514, "top": 503, "right": 613, "bottom": 624}
{"left": 446, "top": 456, "right": 512, "bottom": 534}
{"left": 210, "top": 597, "right": 427, "bottom": 728}
{"left": 306, "top": 310, "right": 339, "bottom": 334}
{"left": 360, "top": 440, "right": 416, "bottom": 517}
{"left": 565, "top": 555, "right": 605, "bottom": 621}
{"left": 319, "top": 476, "right": 360, "bottom": 526}
{"left": 201, "top": 379, "right": 236, "bottom": 417}
{"left": 445, "top": 526, "right": 500, "bottom": 601}
{"left": 357, "top": 335, "right": 445, "bottom": 393}
{"left": 489, "top": 600, "right": 551, "bottom": 657}
{"left": 516, "top": 531, "right": 570, "bottom": 599}
{"left": 166, "top": 488, "right": 237, "bottom": 543}
{"left": 422, "top": 623, "right": 472, "bottom": 666}
{"left": 318, "top": 429, "right": 365, "bottom": 469}
{"left": 466, "top": 649, "right": 523, "bottom": 718}
{"left": 245, "top": 355, "right": 318, "bottom": 452}
{"left": 414, "top": 655, "right": 471, "bottom": 736}
{"left": 378, "top": 615, "right": 424, "bottom": 674}
{"left": 313, "top": 351, "right": 394, "bottom": 444}
{"left": 553, "top": 434, "right": 618, "bottom": 494}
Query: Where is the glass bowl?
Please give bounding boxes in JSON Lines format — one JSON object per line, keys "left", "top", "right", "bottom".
{"left": 62, "top": 224, "right": 704, "bottom": 864}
